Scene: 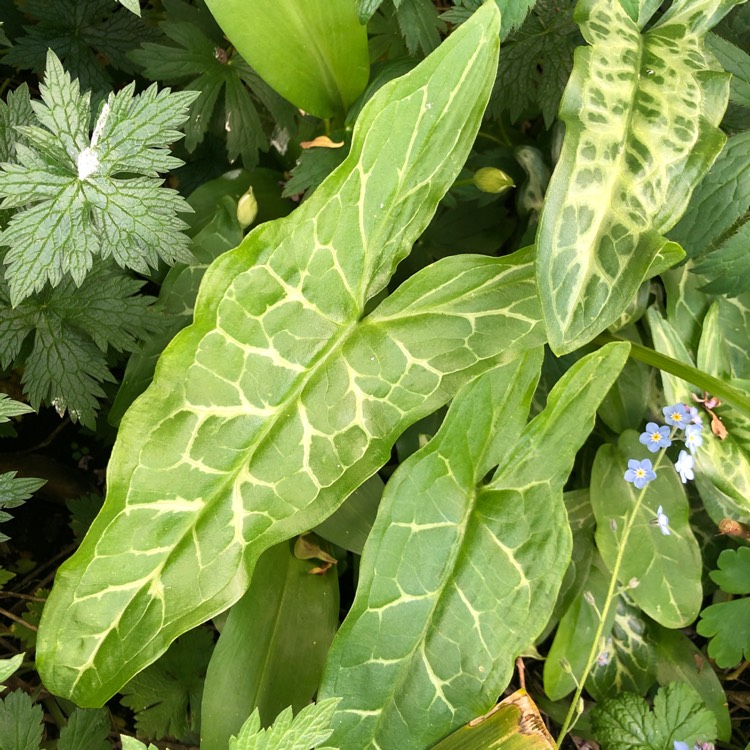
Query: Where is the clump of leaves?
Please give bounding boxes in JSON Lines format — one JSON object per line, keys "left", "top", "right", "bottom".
{"left": 591, "top": 682, "right": 717, "bottom": 750}
{"left": 119, "top": 628, "right": 214, "bottom": 742}
{"left": 129, "top": 0, "right": 296, "bottom": 168}
{"left": 696, "top": 546, "right": 750, "bottom": 667}
{"left": 3, "top": 0, "right": 148, "bottom": 95}
{"left": 0, "top": 49, "right": 196, "bottom": 303}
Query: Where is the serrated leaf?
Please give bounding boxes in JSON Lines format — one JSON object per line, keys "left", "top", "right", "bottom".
{"left": 3, "top": 0, "right": 146, "bottom": 93}
{"left": 441, "top": 0, "right": 538, "bottom": 41}
{"left": 591, "top": 429, "right": 703, "bottom": 628}
{"left": 669, "top": 131, "right": 750, "bottom": 259}
{"left": 692, "top": 220, "right": 750, "bottom": 296}
{"left": 320, "top": 343, "right": 628, "bottom": 749}
{"left": 120, "top": 628, "right": 213, "bottom": 741}
{"left": 230, "top": 699, "right": 340, "bottom": 750}
{"left": 201, "top": 542, "right": 339, "bottom": 750}
{"left": 37, "top": 5, "right": 518, "bottom": 706}
{"left": 652, "top": 625, "right": 731, "bottom": 742}
{"left": 697, "top": 596, "right": 750, "bottom": 668}
{"left": 0, "top": 261, "right": 157, "bottom": 426}
{"left": 0, "top": 50, "right": 195, "bottom": 303}
{"left": 488, "top": 0, "right": 580, "bottom": 128}
{"left": 0, "top": 84, "right": 34, "bottom": 166}
{"left": 537, "top": 0, "right": 734, "bottom": 354}
{"left": 204, "top": 0, "right": 369, "bottom": 119}
{"left": 0, "top": 394, "right": 33, "bottom": 422}
{"left": 394, "top": 0, "right": 446, "bottom": 56}
{"left": 0, "top": 690, "right": 44, "bottom": 750}
{"left": 705, "top": 32, "right": 750, "bottom": 108}
{"left": 591, "top": 682, "right": 717, "bottom": 750}
{"left": 58, "top": 708, "right": 110, "bottom": 750}
{"left": 0, "top": 472, "right": 45, "bottom": 543}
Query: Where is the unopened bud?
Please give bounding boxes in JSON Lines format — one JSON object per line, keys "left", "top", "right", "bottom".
{"left": 472, "top": 167, "right": 514, "bottom": 195}
{"left": 237, "top": 187, "right": 258, "bottom": 228}
{"left": 628, "top": 577, "right": 640, "bottom": 589}
{"left": 583, "top": 590, "right": 595, "bottom": 606}
{"left": 560, "top": 658, "right": 572, "bottom": 674}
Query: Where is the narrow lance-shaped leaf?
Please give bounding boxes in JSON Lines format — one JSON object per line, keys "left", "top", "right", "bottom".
{"left": 36, "top": 4, "right": 521, "bottom": 706}
{"left": 320, "top": 343, "right": 629, "bottom": 749}
{"left": 536, "top": 0, "right": 735, "bottom": 354}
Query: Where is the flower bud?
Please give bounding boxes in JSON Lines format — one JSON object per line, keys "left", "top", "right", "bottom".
{"left": 237, "top": 187, "right": 258, "bottom": 228}
{"left": 472, "top": 167, "right": 514, "bottom": 195}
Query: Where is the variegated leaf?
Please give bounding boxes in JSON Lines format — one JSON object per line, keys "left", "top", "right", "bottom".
{"left": 320, "top": 343, "right": 629, "bottom": 749}
{"left": 36, "top": 5, "right": 513, "bottom": 706}
{"left": 536, "top": 0, "right": 735, "bottom": 354}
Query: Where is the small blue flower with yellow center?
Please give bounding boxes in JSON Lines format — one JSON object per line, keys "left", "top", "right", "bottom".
{"left": 663, "top": 402, "right": 689, "bottom": 429}
{"left": 685, "top": 423, "right": 703, "bottom": 454}
{"left": 639, "top": 422, "right": 671, "bottom": 453}
{"left": 624, "top": 459, "right": 656, "bottom": 489}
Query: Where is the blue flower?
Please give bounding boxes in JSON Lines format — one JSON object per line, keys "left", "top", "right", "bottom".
{"left": 685, "top": 423, "right": 703, "bottom": 454}
{"left": 673, "top": 743, "right": 690, "bottom": 750}
{"left": 674, "top": 450, "right": 694, "bottom": 483}
{"left": 624, "top": 459, "right": 656, "bottom": 489}
{"left": 688, "top": 405, "right": 703, "bottom": 425}
{"left": 663, "top": 403, "right": 689, "bottom": 429}
{"left": 654, "top": 505, "right": 670, "bottom": 535}
{"left": 639, "top": 422, "right": 672, "bottom": 453}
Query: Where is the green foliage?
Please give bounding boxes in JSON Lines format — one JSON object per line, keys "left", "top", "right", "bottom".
{"left": 536, "top": 0, "right": 734, "bottom": 354}
{"left": 591, "top": 682, "right": 717, "bottom": 750}
{"left": 697, "top": 547, "right": 750, "bottom": 668}
{"left": 489, "top": 0, "right": 581, "bottom": 128}
{"left": 58, "top": 709, "right": 111, "bottom": 750}
{"left": 119, "top": 628, "right": 213, "bottom": 741}
{"left": 0, "top": 50, "right": 195, "bottom": 304}
{"left": 203, "top": 0, "right": 369, "bottom": 119}
{"left": 441, "top": 0, "right": 538, "bottom": 41}
{"left": 0, "top": 654, "right": 24, "bottom": 689}
{"left": 0, "top": 690, "right": 44, "bottom": 750}
{"left": 321, "top": 344, "right": 628, "bottom": 749}
{"left": 229, "top": 699, "right": 340, "bottom": 750}
{"left": 201, "top": 542, "right": 339, "bottom": 750}
{"left": 129, "top": 0, "right": 295, "bottom": 168}
{"left": 36, "top": 4, "right": 511, "bottom": 705}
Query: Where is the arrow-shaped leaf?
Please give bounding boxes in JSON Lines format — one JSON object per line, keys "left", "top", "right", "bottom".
{"left": 36, "top": 4, "right": 523, "bottom": 706}
{"left": 536, "top": 0, "right": 735, "bottom": 354}
{"left": 319, "top": 343, "right": 628, "bottom": 749}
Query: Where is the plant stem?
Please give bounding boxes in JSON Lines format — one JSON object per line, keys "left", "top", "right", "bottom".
{"left": 555, "top": 436, "right": 675, "bottom": 745}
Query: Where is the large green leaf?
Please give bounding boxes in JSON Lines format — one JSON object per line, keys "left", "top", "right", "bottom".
{"left": 203, "top": 0, "right": 369, "bottom": 119}
{"left": 320, "top": 343, "right": 628, "bottom": 749}
{"left": 591, "top": 430, "right": 703, "bottom": 628}
{"left": 36, "top": 5, "right": 518, "bottom": 706}
{"left": 536, "top": 0, "right": 734, "bottom": 354}
{"left": 201, "top": 541, "right": 339, "bottom": 750}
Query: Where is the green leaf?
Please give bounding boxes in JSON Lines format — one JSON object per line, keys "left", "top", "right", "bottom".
{"left": 37, "top": 4, "right": 513, "bottom": 706}
{"left": 58, "top": 709, "right": 110, "bottom": 750}
{"left": 652, "top": 625, "right": 731, "bottom": 742}
{"left": 646, "top": 308, "right": 750, "bottom": 522}
{"left": 0, "top": 84, "right": 34, "bottom": 166}
{"left": 0, "top": 690, "right": 44, "bottom": 750}
{"left": 591, "top": 682, "right": 717, "bottom": 750}
{"left": 440, "top": 0, "right": 537, "bottom": 41}
{"left": 120, "top": 738, "right": 157, "bottom": 750}
{"left": 0, "top": 654, "right": 24, "bottom": 690}
{"left": 591, "top": 429, "right": 703, "bottom": 628}
{"left": 709, "top": 546, "right": 750, "bottom": 593}
{"left": 706, "top": 31, "right": 750, "bottom": 107}
{"left": 320, "top": 343, "right": 628, "bottom": 748}
{"left": 488, "top": 0, "right": 580, "bottom": 128}
{"left": 119, "top": 628, "right": 213, "bottom": 741}
{"left": 230, "top": 699, "right": 340, "bottom": 750}
{"left": 543, "top": 555, "right": 617, "bottom": 701}
{"left": 696, "top": 547, "right": 750, "bottom": 668}
{"left": 129, "top": 6, "right": 294, "bottom": 168}
{"left": 201, "top": 542, "right": 339, "bottom": 750}
{"left": 692, "top": 220, "right": 750, "bottom": 296}
{"left": 663, "top": 262, "right": 712, "bottom": 357}
{"left": 0, "top": 50, "right": 196, "bottom": 304}
{"left": 394, "top": 0, "right": 446, "bottom": 56}
{"left": 3, "top": 0, "right": 147, "bottom": 94}
{"left": 203, "top": 0, "right": 369, "bottom": 119}
{"left": 117, "top": 0, "right": 141, "bottom": 16}
{"left": 536, "top": 0, "right": 734, "bottom": 354}
{"left": 0, "top": 394, "right": 33, "bottom": 422}
{"left": 0, "top": 262, "right": 157, "bottom": 426}
{"left": 668, "top": 131, "right": 750, "bottom": 259}
{"left": 0, "top": 472, "right": 45, "bottom": 542}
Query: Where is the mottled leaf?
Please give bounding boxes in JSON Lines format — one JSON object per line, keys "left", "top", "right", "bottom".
{"left": 37, "top": 5, "right": 512, "bottom": 706}
{"left": 320, "top": 343, "right": 628, "bottom": 749}
{"left": 537, "top": 0, "right": 734, "bottom": 353}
